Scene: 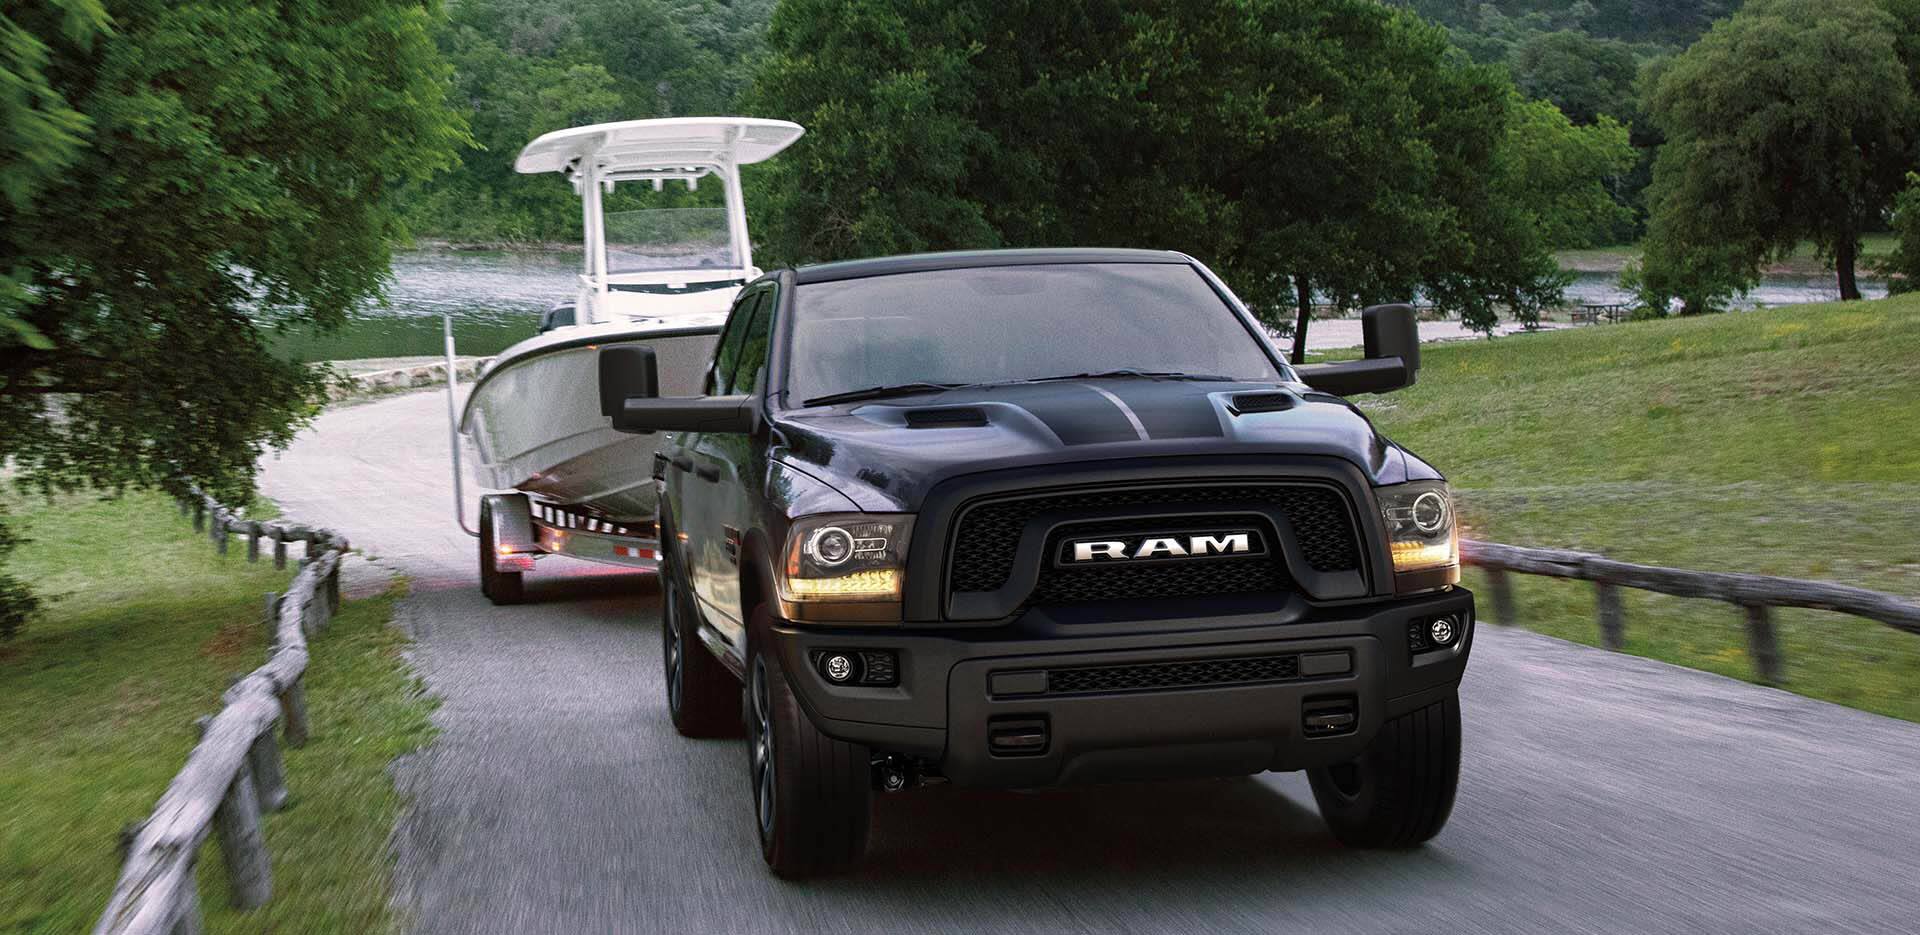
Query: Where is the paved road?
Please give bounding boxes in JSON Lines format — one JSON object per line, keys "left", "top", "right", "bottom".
{"left": 261, "top": 390, "right": 1920, "bottom": 934}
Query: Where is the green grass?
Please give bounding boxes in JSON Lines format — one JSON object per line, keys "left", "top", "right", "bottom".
{"left": 1359, "top": 295, "right": 1920, "bottom": 720}
{"left": 271, "top": 312, "right": 539, "bottom": 363}
{"left": 0, "top": 491, "right": 433, "bottom": 934}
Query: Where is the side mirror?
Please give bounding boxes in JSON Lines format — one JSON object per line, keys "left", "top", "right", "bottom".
{"left": 598, "top": 345, "right": 659, "bottom": 416}
{"left": 597, "top": 346, "right": 756, "bottom": 435}
{"left": 1295, "top": 304, "right": 1421, "bottom": 396}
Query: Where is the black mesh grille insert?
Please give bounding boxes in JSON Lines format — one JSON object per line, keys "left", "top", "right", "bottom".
{"left": 1045, "top": 654, "right": 1301, "bottom": 695}
{"left": 947, "top": 483, "right": 1362, "bottom": 602}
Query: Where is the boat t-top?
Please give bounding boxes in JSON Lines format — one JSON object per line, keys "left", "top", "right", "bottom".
{"left": 450, "top": 116, "right": 804, "bottom": 603}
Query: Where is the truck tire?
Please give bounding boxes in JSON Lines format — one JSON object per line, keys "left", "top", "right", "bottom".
{"left": 746, "top": 622, "right": 871, "bottom": 878}
{"left": 1307, "top": 694, "right": 1460, "bottom": 849}
{"left": 478, "top": 499, "right": 525, "bottom": 605}
{"left": 658, "top": 520, "right": 741, "bottom": 737}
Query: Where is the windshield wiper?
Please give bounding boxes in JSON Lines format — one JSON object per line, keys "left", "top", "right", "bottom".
{"left": 1008, "top": 369, "right": 1237, "bottom": 385}
{"left": 801, "top": 382, "right": 967, "bottom": 407}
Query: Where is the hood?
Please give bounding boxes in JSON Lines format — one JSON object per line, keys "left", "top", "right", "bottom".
{"left": 770, "top": 379, "right": 1440, "bottom": 512}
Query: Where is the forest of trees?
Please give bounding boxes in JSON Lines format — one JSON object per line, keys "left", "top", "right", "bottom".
{"left": 396, "top": 0, "right": 1743, "bottom": 250}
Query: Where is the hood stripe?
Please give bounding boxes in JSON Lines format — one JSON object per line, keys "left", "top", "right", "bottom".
{"left": 1081, "top": 384, "right": 1150, "bottom": 441}
{"left": 1102, "top": 381, "right": 1229, "bottom": 440}
{"left": 949, "top": 383, "right": 1140, "bottom": 445}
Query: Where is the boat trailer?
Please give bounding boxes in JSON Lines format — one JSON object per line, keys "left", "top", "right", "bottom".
{"left": 443, "top": 315, "right": 663, "bottom": 604}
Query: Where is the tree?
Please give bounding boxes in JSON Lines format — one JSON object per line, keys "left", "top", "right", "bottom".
{"left": 395, "top": 0, "right": 775, "bottom": 243}
{"left": 1508, "top": 30, "right": 1639, "bottom": 127}
{"left": 750, "top": 0, "right": 1630, "bottom": 358}
{"left": 1878, "top": 173, "right": 1920, "bottom": 295}
{"left": 1639, "top": 0, "right": 1920, "bottom": 306}
{"left": 0, "top": 0, "right": 466, "bottom": 630}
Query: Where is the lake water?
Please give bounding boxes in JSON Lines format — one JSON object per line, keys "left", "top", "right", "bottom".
{"left": 273, "top": 250, "right": 1893, "bottom": 362}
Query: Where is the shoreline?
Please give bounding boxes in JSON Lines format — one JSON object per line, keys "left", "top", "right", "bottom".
{"left": 398, "top": 239, "right": 1891, "bottom": 286}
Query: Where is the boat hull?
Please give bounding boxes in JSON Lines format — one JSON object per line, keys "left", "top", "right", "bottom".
{"left": 461, "top": 324, "right": 721, "bottom": 522}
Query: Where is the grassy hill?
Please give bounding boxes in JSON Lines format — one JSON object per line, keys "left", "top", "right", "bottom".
{"left": 1362, "top": 295, "right": 1920, "bottom": 720}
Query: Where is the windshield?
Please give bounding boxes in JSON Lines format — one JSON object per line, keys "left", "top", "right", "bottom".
{"left": 784, "top": 262, "right": 1284, "bottom": 404}
{"left": 603, "top": 207, "right": 738, "bottom": 274}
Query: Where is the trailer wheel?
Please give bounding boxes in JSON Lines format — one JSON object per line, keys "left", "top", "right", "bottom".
{"left": 479, "top": 498, "right": 525, "bottom": 605}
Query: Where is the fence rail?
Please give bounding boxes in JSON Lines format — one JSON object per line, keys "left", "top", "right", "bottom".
{"left": 1462, "top": 539, "right": 1920, "bottom": 685}
{"left": 93, "top": 487, "right": 348, "bottom": 935}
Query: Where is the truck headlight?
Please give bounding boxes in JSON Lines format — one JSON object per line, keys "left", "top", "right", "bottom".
{"left": 1376, "top": 480, "right": 1458, "bottom": 586}
{"left": 779, "top": 514, "right": 912, "bottom": 602}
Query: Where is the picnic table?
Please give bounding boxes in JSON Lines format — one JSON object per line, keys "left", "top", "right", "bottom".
{"left": 1573, "top": 303, "right": 1630, "bottom": 324}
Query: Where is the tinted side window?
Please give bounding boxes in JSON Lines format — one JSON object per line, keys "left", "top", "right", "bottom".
{"left": 705, "top": 290, "right": 763, "bottom": 395}
{"left": 725, "top": 287, "right": 776, "bottom": 395}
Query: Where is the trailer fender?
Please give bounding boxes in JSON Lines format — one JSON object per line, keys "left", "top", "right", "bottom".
{"left": 481, "top": 493, "right": 540, "bottom": 554}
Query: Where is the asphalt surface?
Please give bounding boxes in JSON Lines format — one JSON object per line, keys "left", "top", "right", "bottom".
{"left": 260, "top": 390, "right": 1920, "bottom": 934}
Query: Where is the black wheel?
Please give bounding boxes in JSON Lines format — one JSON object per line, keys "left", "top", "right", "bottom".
{"left": 659, "top": 522, "right": 741, "bottom": 737}
{"left": 1307, "top": 694, "right": 1460, "bottom": 849}
{"left": 478, "top": 499, "right": 525, "bottom": 605}
{"left": 747, "top": 620, "right": 871, "bottom": 878}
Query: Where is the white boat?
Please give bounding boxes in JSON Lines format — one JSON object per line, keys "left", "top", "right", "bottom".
{"left": 457, "top": 117, "right": 803, "bottom": 524}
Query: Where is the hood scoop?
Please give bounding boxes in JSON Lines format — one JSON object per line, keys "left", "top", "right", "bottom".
{"left": 905, "top": 406, "right": 989, "bottom": 429}
{"left": 1229, "top": 392, "right": 1297, "bottom": 415}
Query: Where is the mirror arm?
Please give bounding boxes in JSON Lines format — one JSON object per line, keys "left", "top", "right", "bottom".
{"left": 1295, "top": 357, "right": 1410, "bottom": 396}
{"left": 612, "top": 394, "right": 755, "bottom": 434}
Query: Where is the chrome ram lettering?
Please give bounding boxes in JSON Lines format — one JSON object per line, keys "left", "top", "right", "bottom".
{"left": 1066, "top": 532, "right": 1256, "bottom": 564}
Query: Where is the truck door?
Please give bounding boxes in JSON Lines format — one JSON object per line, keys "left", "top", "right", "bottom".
{"left": 702, "top": 283, "right": 776, "bottom": 642}
{"left": 681, "top": 288, "right": 759, "bottom": 625}
{"left": 685, "top": 286, "right": 770, "bottom": 645}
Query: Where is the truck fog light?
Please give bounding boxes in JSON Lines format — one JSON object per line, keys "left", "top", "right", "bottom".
{"left": 1429, "top": 615, "right": 1458, "bottom": 647}
{"left": 821, "top": 653, "right": 858, "bottom": 683}
{"left": 811, "top": 649, "right": 899, "bottom": 686}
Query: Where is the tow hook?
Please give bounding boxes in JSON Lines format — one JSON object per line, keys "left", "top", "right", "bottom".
{"left": 874, "top": 755, "right": 915, "bottom": 792}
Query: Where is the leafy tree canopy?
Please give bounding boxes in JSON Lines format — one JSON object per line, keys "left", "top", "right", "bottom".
{"left": 395, "top": 0, "right": 775, "bottom": 243}
{"left": 749, "top": 0, "right": 1633, "bottom": 355}
{"left": 1637, "top": 0, "right": 1920, "bottom": 311}
{"left": 1878, "top": 173, "right": 1920, "bottom": 295}
{"left": 1509, "top": 29, "right": 1640, "bottom": 128}
{"left": 0, "top": 0, "right": 467, "bottom": 630}
{"left": 1392, "top": 0, "right": 1740, "bottom": 49}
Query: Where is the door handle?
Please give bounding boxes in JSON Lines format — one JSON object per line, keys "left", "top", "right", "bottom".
{"left": 694, "top": 463, "right": 720, "bottom": 482}
{"left": 671, "top": 455, "right": 694, "bottom": 472}
{"left": 723, "top": 526, "right": 741, "bottom": 561}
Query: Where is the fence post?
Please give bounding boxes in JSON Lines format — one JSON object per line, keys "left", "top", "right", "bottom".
{"left": 1595, "top": 581, "right": 1625, "bottom": 650}
{"left": 245, "top": 522, "right": 261, "bottom": 563}
{"left": 1742, "top": 604, "right": 1785, "bottom": 686}
{"left": 271, "top": 528, "right": 287, "bottom": 570}
{"left": 1486, "top": 566, "right": 1517, "bottom": 626}
{"left": 192, "top": 501, "right": 205, "bottom": 533}
{"left": 212, "top": 767, "right": 273, "bottom": 909}
{"left": 214, "top": 519, "right": 229, "bottom": 557}
{"left": 247, "top": 729, "right": 289, "bottom": 812}
{"left": 281, "top": 679, "right": 311, "bottom": 748}
{"left": 262, "top": 592, "right": 280, "bottom": 649}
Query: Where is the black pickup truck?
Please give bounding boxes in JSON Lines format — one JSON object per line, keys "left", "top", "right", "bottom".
{"left": 597, "top": 249, "right": 1473, "bottom": 877}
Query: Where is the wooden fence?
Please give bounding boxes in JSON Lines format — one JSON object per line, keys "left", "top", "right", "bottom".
{"left": 93, "top": 487, "right": 349, "bottom": 935}
{"left": 1463, "top": 539, "right": 1920, "bottom": 685}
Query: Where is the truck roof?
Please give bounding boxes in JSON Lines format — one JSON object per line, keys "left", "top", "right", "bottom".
{"left": 790, "top": 248, "right": 1191, "bottom": 285}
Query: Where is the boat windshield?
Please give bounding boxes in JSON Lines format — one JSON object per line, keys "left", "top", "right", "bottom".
{"left": 604, "top": 207, "right": 738, "bottom": 274}
{"left": 785, "top": 262, "right": 1286, "bottom": 405}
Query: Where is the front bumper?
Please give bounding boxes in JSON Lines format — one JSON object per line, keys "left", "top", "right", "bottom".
{"left": 767, "top": 588, "right": 1473, "bottom": 788}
